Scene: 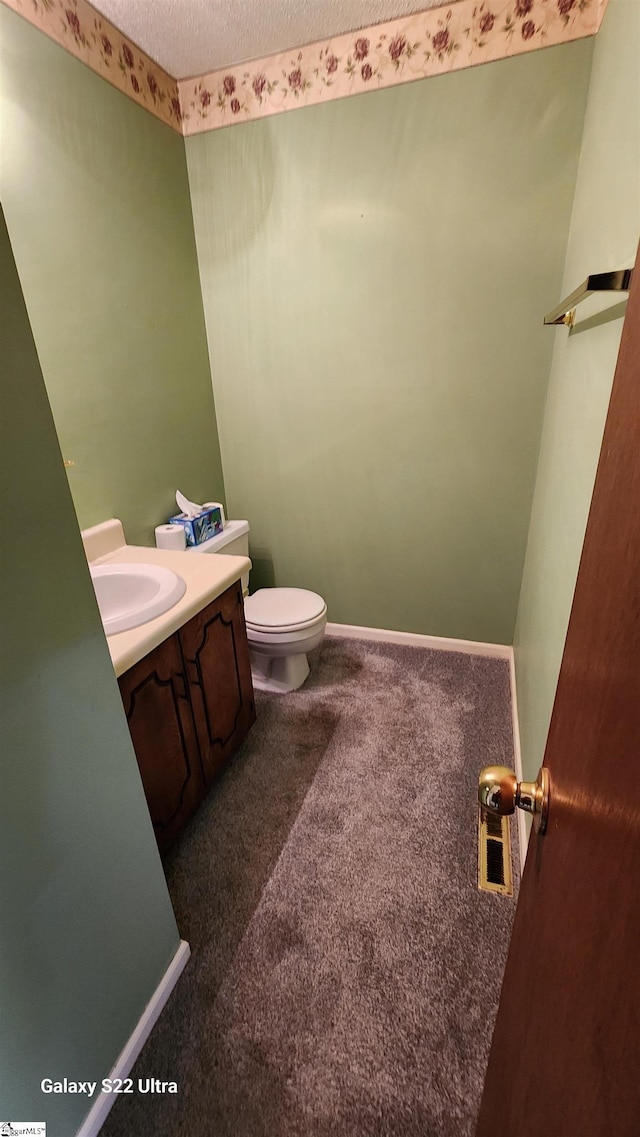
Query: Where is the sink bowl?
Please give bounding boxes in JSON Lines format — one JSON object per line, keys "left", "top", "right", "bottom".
{"left": 90, "top": 562, "right": 186, "bottom": 636}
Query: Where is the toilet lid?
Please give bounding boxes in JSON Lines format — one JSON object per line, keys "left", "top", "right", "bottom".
{"left": 244, "top": 588, "right": 326, "bottom": 630}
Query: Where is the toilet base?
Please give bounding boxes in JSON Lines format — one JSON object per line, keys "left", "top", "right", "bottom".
{"left": 250, "top": 650, "right": 310, "bottom": 694}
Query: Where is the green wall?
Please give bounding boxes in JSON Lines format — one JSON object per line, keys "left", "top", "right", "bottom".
{"left": 0, "top": 4, "right": 225, "bottom": 547}
{"left": 186, "top": 41, "right": 592, "bottom": 644}
{"left": 514, "top": 0, "right": 640, "bottom": 782}
{"left": 0, "top": 207, "right": 180, "bottom": 1135}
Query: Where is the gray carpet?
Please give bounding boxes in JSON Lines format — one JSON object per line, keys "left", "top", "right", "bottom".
{"left": 102, "top": 636, "right": 519, "bottom": 1137}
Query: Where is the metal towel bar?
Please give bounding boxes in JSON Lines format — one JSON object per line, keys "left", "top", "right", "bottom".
{"left": 544, "top": 268, "right": 633, "bottom": 327}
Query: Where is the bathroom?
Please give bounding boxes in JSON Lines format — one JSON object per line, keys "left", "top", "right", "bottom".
{"left": 2, "top": 0, "right": 639, "bottom": 1133}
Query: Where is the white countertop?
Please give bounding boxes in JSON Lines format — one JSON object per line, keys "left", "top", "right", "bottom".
{"left": 83, "top": 519, "right": 250, "bottom": 678}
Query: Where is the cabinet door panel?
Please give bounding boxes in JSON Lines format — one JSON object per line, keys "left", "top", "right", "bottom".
{"left": 180, "top": 582, "right": 255, "bottom": 783}
{"left": 118, "top": 634, "right": 205, "bottom": 853}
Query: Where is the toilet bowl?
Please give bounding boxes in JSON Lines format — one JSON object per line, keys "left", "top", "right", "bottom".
{"left": 244, "top": 587, "right": 327, "bottom": 693}
{"left": 190, "top": 521, "right": 327, "bottom": 693}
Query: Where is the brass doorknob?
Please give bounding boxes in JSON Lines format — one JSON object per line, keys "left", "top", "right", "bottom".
{"left": 478, "top": 764, "right": 549, "bottom": 834}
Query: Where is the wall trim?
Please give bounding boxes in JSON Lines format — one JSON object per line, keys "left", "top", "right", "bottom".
{"left": 75, "top": 939, "right": 190, "bottom": 1137}
{"left": 2, "top": 0, "right": 183, "bottom": 132}
{"left": 326, "top": 620, "right": 511, "bottom": 659}
{"left": 180, "top": 0, "right": 608, "bottom": 137}
{"left": 3, "top": 0, "right": 608, "bottom": 138}
{"left": 508, "top": 651, "right": 529, "bottom": 873}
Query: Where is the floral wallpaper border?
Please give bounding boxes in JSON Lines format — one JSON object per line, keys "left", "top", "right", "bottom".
{"left": 180, "top": 0, "right": 607, "bottom": 135}
{"left": 3, "top": 0, "right": 607, "bottom": 137}
{"left": 3, "top": 0, "right": 183, "bottom": 132}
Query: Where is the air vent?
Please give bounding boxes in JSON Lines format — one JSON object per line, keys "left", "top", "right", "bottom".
{"left": 478, "top": 808, "right": 513, "bottom": 897}
{"left": 484, "top": 811, "right": 504, "bottom": 839}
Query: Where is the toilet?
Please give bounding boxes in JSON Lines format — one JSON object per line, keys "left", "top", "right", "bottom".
{"left": 190, "top": 520, "right": 327, "bottom": 693}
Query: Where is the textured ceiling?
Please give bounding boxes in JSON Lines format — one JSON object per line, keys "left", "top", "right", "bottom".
{"left": 92, "top": 0, "right": 462, "bottom": 79}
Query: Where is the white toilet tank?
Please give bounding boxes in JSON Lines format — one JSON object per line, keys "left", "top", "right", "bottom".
{"left": 189, "top": 519, "right": 251, "bottom": 593}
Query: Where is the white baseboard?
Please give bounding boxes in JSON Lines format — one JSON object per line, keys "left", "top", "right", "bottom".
{"left": 325, "top": 622, "right": 511, "bottom": 659}
{"left": 508, "top": 653, "right": 529, "bottom": 874}
{"left": 76, "top": 939, "right": 190, "bottom": 1137}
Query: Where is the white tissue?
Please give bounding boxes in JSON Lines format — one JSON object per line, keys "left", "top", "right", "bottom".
{"left": 175, "top": 490, "right": 202, "bottom": 519}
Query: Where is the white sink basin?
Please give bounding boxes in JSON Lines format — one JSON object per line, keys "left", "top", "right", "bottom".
{"left": 90, "top": 562, "right": 186, "bottom": 636}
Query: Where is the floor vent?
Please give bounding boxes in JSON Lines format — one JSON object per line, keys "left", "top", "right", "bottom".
{"left": 478, "top": 808, "right": 513, "bottom": 897}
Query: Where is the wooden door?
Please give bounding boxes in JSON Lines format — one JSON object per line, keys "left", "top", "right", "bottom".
{"left": 179, "top": 581, "right": 256, "bottom": 784}
{"left": 477, "top": 256, "right": 640, "bottom": 1135}
{"left": 118, "top": 633, "right": 206, "bottom": 854}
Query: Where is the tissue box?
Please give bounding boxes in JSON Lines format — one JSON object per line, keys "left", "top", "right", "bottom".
{"left": 169, "top": 505, "right": 223, "bottom": 547}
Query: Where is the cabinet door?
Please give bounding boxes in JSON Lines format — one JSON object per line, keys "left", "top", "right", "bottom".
{"left": 118, "top": 633, "right": 205, "bottom": 854}
{"left": 179, "top": 581, "right": 256, "bottom": 784}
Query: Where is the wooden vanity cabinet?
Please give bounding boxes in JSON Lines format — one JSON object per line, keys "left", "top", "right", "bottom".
{"left": 178, "top": 580, "right": 255, "bottom": 784}
{"left": 118, "top": 580, "right": 255, "bottom": 853}
{"left": 118, "top": 632, "right": 205, "bottom": 853}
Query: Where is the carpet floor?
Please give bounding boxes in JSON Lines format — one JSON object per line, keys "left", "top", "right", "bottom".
{"left": 101, "top": 636, "right": 519, "bottom": 1137}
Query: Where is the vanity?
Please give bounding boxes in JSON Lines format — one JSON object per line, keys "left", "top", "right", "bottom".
{"left": 83, "top": 520, "right": 255, "bottom": 853}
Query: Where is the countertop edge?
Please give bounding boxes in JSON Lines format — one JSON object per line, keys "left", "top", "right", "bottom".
{"left": 93, "top": 546, "right": 251, "bottom": 678}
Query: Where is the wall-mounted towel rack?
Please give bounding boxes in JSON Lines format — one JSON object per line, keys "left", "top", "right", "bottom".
{"left": 544, "top": 268, "right": 633, "bottom": 327}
